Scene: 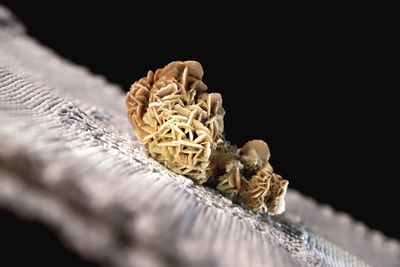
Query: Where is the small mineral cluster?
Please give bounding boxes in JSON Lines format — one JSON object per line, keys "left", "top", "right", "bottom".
{"left": 126, "top": 61, "right": 288, "bottom": 215}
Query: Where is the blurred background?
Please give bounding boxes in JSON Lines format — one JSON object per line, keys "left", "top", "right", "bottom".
{"left": 1, "top": 1, "right": 398, "bottom": 265}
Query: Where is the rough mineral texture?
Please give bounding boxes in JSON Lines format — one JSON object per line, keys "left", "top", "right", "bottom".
{"left": 1, "top": 5, "right": 399, "bottom": 267}
{"left": 126, "top": 61, "right": 224, "bottom": 183}
{"left": 126, "top": 62, "right": 288, "bottom": 214}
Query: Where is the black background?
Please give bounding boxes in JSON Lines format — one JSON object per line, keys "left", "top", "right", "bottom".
{"left": 1, "top": 2, "right": 398, "bottom": 265}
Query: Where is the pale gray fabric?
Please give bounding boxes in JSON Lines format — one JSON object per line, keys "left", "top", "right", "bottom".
{"left": 0, "top": 5, "right": 399, "bottom": 267}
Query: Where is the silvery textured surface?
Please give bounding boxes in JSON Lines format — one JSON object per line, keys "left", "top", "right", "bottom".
{"left": 0, "top": 5, "right": 399, "bottom": 267}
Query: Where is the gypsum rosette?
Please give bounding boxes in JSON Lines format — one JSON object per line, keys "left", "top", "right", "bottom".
{"left": 126, "top": 61, "right": 288, "bottom": 215}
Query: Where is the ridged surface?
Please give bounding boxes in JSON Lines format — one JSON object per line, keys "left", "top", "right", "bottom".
{"left": 0, "top": 5, "right": 399, "bottom": 267}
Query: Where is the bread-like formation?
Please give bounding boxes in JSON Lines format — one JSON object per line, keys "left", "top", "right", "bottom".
{"left": 126, "top": 61, "right": 224, "bottom": 183}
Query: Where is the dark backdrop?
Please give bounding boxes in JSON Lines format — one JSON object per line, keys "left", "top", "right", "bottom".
{"left": 1, "top": 1, "right": 398, "bottom": 257}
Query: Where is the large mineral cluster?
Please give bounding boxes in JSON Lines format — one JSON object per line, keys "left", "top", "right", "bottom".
{"left": 126, "top": 61, "right": 288, "bottom": 214}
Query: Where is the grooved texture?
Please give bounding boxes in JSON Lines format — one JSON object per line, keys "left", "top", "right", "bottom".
{"left": 0, "top": 5, "right": 399, "bottom": 267}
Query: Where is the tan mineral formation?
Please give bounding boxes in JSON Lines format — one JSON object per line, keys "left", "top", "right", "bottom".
{"left": 126, "top": 61, "right": 288, "bottom": 215}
